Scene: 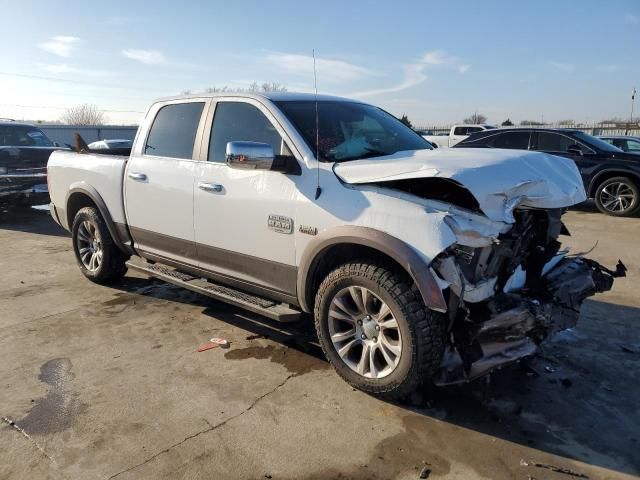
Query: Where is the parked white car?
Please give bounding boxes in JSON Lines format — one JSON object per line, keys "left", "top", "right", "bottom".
{"left": 87, "top": 139, "right": 133, "bottom": 150}
{"left": 423, "top": 124, "right": 496, "bottom": 148}
{"left": 47, "top": 92, "right": 623, "bottom": 398}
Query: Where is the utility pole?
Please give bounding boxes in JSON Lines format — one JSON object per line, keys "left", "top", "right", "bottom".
{"left": 631, "top": 87, "right": 636, "bottom": 124}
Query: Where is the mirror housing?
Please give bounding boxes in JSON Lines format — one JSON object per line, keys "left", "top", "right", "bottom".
{"left": 567, "top": 145, "right": 583, "bottom": 156}
{"left": 226, "top": 141, "right": 274, "bottom": 170}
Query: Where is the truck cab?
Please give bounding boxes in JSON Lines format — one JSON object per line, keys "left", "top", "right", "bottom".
{"left": 423, "top": 124, "right": 495, "bottom": 148}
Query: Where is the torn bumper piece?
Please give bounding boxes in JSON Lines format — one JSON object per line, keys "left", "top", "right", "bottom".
{"left": 433, "top": 257, "right": 626, "bottom": 386}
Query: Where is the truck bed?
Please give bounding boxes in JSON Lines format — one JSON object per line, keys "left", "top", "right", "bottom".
{"left": 47, "top": 150, "right": 128, "bottom": 229}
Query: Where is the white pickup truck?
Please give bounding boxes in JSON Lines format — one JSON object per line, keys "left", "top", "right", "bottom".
{"left": 47, "top": 92, "right": 624, "bottom": 398}
{"left": 423, "top": 124, "right": 496, "bottom": 148}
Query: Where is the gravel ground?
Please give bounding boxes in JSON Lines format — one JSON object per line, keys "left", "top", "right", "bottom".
{"left": 0, "top": 204, "right": 638, "bottom": 480}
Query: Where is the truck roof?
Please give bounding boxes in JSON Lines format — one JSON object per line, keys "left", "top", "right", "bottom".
{"left": 155, "top": 91, "right": 365, "bottom": 104}
{"left": 0, "top": 119, "right": 38, "bottom": 127}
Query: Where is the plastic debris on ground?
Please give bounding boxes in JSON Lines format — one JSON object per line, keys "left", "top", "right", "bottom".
{"left": 197, "top": 337, "right": 230, "bottom": 352}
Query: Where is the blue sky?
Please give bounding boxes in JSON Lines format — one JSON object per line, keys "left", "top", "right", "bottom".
{"left": 2, "top": 0, "right": 639, "bottom": 125}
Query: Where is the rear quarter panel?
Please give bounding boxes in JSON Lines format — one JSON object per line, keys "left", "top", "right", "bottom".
{"left": 48, "top": 150, "right": 127, "bottom": 228}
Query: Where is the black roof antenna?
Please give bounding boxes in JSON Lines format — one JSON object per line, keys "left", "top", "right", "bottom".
{"left": 313, "top": 49, "right": 322, "bottom": 200}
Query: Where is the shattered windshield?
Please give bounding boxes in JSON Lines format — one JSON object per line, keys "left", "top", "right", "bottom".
{"left": 275, "top": 100, "right": 432, "bottom": 162}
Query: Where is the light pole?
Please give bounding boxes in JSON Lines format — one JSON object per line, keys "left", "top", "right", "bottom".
{"left": 631, "top": 88, "right": 636, "bottom": 125}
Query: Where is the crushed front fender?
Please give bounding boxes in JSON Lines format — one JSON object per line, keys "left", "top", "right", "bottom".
{"left": 433, "top": 256, "right": 626, "bottom": 386}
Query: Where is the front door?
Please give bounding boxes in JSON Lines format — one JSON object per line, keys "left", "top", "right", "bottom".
{"left": 124, "top": 99, "right": 207, "bottom": 264}
{"left": 194, "top": 99, "right": 300, "bottom": 296}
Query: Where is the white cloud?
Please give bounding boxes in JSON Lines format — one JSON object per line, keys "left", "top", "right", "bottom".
{"left": 421, "top": 50, "right": 471, "bottom": 73}
{"left": 596, "top": 64, "right": 619, "bottom": 72}
{"left": 350, "top": 49, "right": 469, "bottom": 97}
{"left": 265, "top": 53, "right": 374, "bottom": 83}
{"left": 38, "top": 36, "right": 79, "bottom": 57}
{"left": 122, "top": 49, "right": 166, "bottom": 65}
{"left": 625, "top": 13, "right": 639, "bottom": 24}
{"left": 421, "top": 50, "right": 455, "bottom": 65}
{"left": 350, "top": 63, "right": 427, "bottom": 97}
{"left": 42, "top": 63, "right": 109, "bottom": 77}
{"left": 550, "top": 61, "right": 575, "bottom": 72}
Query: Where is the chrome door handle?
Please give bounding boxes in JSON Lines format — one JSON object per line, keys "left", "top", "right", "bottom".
{"left": 128, "top": 172, "right": 147, "bottom": 181}
{"left": 198, "top": 182, "right": 223, "bottom": 193}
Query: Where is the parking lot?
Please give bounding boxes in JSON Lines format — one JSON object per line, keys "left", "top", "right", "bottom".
{"left": 0, "top": 205, "right": 638, "bottom": 480}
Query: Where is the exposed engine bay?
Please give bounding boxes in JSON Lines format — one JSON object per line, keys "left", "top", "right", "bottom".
{"left": 430, "top": 207, "right": 626, "bottom": 385}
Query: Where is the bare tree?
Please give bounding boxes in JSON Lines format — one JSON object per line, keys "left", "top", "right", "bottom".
{"left": 520, "top": 119, "right": 545, "bottom": 126}
{"left": 198, "top": 81, "right": 287, "bottom": 95}
{"left": 463, "top": 112, "right": 487, "bottom": 124}
{"left": 558, "top": 119, "right": 574, "bottom": 126}
{"left": 61, "top": 104, "right": 105, "bottom": 125}
{"left": 260, "top": 82, "right": 287, "bottom": 92}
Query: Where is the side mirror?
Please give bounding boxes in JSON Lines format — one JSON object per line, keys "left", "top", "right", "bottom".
{"left": 226, "top": 141, "right": 274, "bottom": 170}
{"left": 567, "top": 145, "right": 583, "bottom": 156}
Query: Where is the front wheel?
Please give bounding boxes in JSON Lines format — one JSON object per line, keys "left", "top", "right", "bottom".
{"left": 314, "top": 262, "right": 446, "bottom": 399}
{"left": 594, "top": 176, "right": 640, "bottom": 216}
{"left": 71, "top": 207, "right": 128, "bottom": 283}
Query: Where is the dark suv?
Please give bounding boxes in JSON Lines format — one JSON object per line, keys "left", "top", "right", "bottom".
{"left": 455, "top": 128, "right": 640, "bottom": 216}
{"left": 0, "top": 120, "right": 65, "bottom": 206}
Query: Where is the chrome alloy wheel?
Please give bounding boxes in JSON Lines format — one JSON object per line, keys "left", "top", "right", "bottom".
{"left": 76, "top": 220, "right": 103, "bottom": 272}
{"left": 328, "top": 286, "right": 402, "bottom": 379}
{"left": 599, "top": 181, "right": 636, "bottom": 213}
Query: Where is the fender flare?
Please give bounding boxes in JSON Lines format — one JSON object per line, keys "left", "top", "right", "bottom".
{"left": 65, "top": 184, "right": 134, "bottom": 255}
{"left": 588, "top": 169, "right": 640, "bottom": 197}
{"left": 297, "top": 226, "right": 447, "bottom": 314}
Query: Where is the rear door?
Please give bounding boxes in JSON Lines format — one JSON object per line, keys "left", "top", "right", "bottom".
{"left": 124, "top": 99, "right": 208, "bottom": 265}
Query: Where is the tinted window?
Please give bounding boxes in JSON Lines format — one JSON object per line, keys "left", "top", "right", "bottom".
{"left": 145, "top": 102, "right": 204, "bottom": 159}
{"left": 453, "top": 126, "right": 468, "bottom": 135}
{"left": 467, "top": 127, "right": 483, "bottom": 134}
{"left": 0, "top": 125, "right": 54, "bottom": 147}
{"left": 536, "top": 132, "right": 575, "bottom": 152}
{"left": 208, "top": 102, "right": 291, "bottom": 163}
{"left": 572, "top": 131, "right": 620, "bottom": 152}
{"left": 491, "top": 131, "right": 530, "bottom": 149}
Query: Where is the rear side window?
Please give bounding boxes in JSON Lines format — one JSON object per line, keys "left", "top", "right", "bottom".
{"left": 145, "top": 102, "right": 205, "bottom": 159}
{"left": 467, "top": 127, "right": 483, "bottom": 134}
{"left": 208, "top": 102, "right": 291, "bottom": 163}
{"left": 491, "top": 131, "right": 530, "bottom": 149}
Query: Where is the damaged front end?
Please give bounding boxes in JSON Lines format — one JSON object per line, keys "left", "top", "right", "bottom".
{"left": 431, "top": 208, "right": 626, "bottom": 385}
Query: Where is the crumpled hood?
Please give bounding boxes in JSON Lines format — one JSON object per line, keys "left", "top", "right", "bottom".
{"left": 333, "top": 148, "right": 586, "bottom": 223}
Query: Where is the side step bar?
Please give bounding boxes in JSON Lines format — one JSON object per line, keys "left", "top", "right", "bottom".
{"left": 126, "top": 260, "right": 301, "bottom": 323}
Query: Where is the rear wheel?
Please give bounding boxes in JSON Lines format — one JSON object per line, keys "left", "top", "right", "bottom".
{"left": 314, "top": 262, "right": 447, "bottom": 399}
{"left": 594, "top": 176, "right": 640, "bottom": 217}
{"left": 71, "top": 207, "right": 128, "bottom": 283}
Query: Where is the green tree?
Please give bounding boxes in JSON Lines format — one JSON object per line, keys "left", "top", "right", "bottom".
{"left": 399, "top": 114, "right": 413, "bottom": 128}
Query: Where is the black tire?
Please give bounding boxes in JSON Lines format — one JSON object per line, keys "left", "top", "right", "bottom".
{"left": 71, "top": 207, "right": 128, "bottom": 284}
{"left": 314, "top": 262, "right": 446, "bottom": 399}
{"left": 594, "top": 176, "right": 640, "bottom": 217}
